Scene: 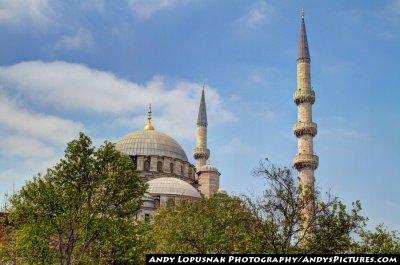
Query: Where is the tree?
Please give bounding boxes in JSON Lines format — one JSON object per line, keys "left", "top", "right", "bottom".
{"left": 352, "top": 224, "right": 400, "bottom": 254}
{"left": 244, "top": 161, "right": 366, "bottom": 253}
{"left": 0, "top": 133, "right": 148, "bottom": 264}
{"left": 149, "top": 161, "right": 367, "bottom": 254}
{"left": 150, "top": 193, "right": 257, "bottom": 254}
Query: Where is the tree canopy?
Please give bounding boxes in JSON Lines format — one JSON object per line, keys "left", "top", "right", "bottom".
{"left": 1, "top": 135, "right": 399, "bottom": 262}
{"left": 1, "top": 133, "right": 148, "bottom": 264}
{"left": 151, "top": 161, "right": 399, "bottom": 254}
{"left": 150, "top": 193, "right": 257, "bottom": 254}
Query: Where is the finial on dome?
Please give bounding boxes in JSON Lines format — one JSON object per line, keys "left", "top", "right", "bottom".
{"left": 202, "top": 82, "right": 205, "bottom": 91}
{"left": 301, "top": 8, "right": 304, "bottom": 19}
{"left": 144, "top": 104, "right": 155, "bottom": 130}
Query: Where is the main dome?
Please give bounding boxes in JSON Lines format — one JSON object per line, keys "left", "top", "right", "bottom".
{"left": 116, "top": 130, "right": 188, "bottom": 161}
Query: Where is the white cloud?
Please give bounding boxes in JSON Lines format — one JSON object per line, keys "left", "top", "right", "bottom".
{"left": 128, "top": 0, "right": 177, "bottom": 19}
{"left": 55, "top": 28, "right": 94, "bottom": 50}
{"left": 0, "top": 0, "right": 54, "bottom": 28}
{"left": 0, "top": 92, "right": 84, "bottom": 194}
{"left": 0, "top": 93, "right": 84, "bottom": 146}
{"left": 235, "top": 1, "right": 274, "bottom": 31}
{"left": 0, "top": 135, "right": 55, "bottom": 158}
{"left": 217, "top": 137, "right": 253, "bottom": 155}
{"left": 0, "top": 61, "right": 235, "bottom": 141}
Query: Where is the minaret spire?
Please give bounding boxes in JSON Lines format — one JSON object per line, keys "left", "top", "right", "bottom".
{"left": 293, "top": 9, "right": 318, "bottom": 234}
{"left": 197, "top": 83, "right": 208, "bottom": 127}
{"left": 193, "top": 83, "right": 210, "bottom": 170}
{"left": 298, "top": 8, "right": 310, "bottom": 62}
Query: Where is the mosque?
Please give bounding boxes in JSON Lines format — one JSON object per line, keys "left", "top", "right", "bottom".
{"left": 116, "top": 86, "right": 220, "bottom": 220}
{"left": 115, "top": 8, "right": 317, "bottom": 221}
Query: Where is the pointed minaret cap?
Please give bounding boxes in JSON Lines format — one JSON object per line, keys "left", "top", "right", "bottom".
{"left": 197, "top": 83, "right": 208, "bottom": 127}
{"left": 297, "top": 8, "right": 310, "bottom": 61}
{"left": 143, "top": 104, "right": 155, "bottom": 130}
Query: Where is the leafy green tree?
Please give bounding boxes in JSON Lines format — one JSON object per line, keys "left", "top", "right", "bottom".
{"left": 151, "top": 161, "right": 367, "bottom": 254}
{"left": 352, "top": 224, "right": 400, "bottom": 254}
{"left": 245, "top": 161, "right": 366, "bottom": 253}
{"left": 0, "top": 133, "right": 147, "bottom": 264}
{"left": 151, "top": 193, "right": 257, "bottom": 254}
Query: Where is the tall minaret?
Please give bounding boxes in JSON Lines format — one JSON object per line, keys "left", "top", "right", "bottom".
{"left": 293, "top": 9, "right": 319, "bottom": 201}
{"left": 193, "top": 84, "right": 210, "bottom": 170}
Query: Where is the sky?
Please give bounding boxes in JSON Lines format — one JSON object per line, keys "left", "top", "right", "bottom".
{"left": 0, "top": 0, "right": 399, "bottom": 230}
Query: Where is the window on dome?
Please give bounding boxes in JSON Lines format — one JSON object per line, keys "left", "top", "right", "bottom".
{"left": 170, "top": 163, "right": 174, "bottom": 173}
{"left": 157, "top": 161, "right": 163, "bottom": 172}
{"left": 130, "top": 156, "right": 137, "bottom": 170}
{"left": 144, "top": 159, "right": 150, "bottom": 172}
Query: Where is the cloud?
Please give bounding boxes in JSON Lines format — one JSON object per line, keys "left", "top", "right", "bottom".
{"left": 235, "top": 1, "right": 274, "bottom": 31}
{"left": 54, "top": 28, "right": 94, "bottom": 50}
{"left": 128, "top": 0, "right": 177, "bottom": 19}
{"left": 0, "top": 135, "right": 55, "bottom": 158}
{"left": 0, "top": 92, "right": 84, "bottom": 193}
{"left": 0, "top": 0, "right": 54, "bottom": 28}
{"left": 217, "top": 137, "right": 253, "bottom": 155}
{"left": 0, "top": 93, "right": 84, "bottom": 146}
{"left": 0, "top": 61, "right": 235, "bottom": 140}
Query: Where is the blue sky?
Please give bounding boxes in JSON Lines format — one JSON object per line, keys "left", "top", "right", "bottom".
{"left": 0, "top": 0, "right": 399, "bottom": 230}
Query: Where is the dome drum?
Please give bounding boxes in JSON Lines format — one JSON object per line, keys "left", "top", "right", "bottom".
{"left": 131, "top": 155, "right": 196, "bottom": 182}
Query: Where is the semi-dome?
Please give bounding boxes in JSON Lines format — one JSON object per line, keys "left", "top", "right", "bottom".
{"left": 146, "top": 177, "right": 202, "bottom": 199}
{"left": 116, "top": 130, "right": 188, "bottom": 161}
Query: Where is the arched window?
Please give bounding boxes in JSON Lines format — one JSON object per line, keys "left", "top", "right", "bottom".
{"left": 157, "top": 161, "right": 163, "bottom": 172}
{"left": 144, "top": 159, "right": 150, "bottom": 172}
{"left": 181, "top": 165, "right": 183, "bottom": 176}
{"left": 130, "top": 156, "right": 137, "bottom": 170}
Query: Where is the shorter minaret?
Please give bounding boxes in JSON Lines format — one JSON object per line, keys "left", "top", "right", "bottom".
{"left": 193, "top": 84, "right": 220, "bottom": 198}
{"left": 193, "top": 84, "right": 210, "bottom": 170}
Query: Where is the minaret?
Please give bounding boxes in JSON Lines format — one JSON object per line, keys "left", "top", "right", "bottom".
{"left": 293, "top": 9, "right": 319, "bottom": 203}
{"left": 193, "top": 84, "right": 210, "bottom": 170}
{"left": 193, "top": 84, "right": 220, "bottom": 198}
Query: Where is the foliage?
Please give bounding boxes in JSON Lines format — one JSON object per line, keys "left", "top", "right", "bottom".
{"left": 0, "top": 133, "right": 147, "bottom": 264}
{"left": 151, "top": 193, "right": 257, "bottom": 254}
{"left": 245, "top": 161, "right": 366, "bottom": 253}
{"left": 352, "top": 224, "right": 400, "bottom": 254}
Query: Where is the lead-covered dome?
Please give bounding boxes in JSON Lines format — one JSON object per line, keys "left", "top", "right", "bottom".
{"left": 116, "top": 130, "right": 188, "bottom": 161}
{"left": 146, "top": 177, "right": 202, "bottom": 199}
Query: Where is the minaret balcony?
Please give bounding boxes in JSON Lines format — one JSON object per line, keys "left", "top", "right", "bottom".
{"left": 293, "top": 153, "right": 319, "bottom": 170}
{"left": 193, "top": 147, "right": 210, "bottom": 160}
{"left": 293, "top": 122, "right": 317, "bottom": 137}
{"left": 294, "top": 90, "right": 315, "bottom": 105}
